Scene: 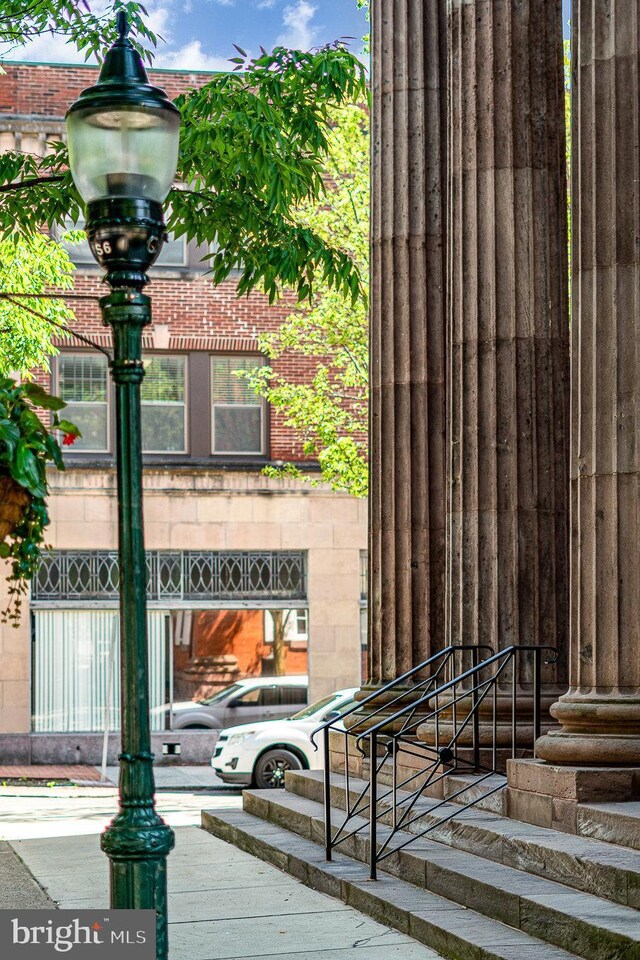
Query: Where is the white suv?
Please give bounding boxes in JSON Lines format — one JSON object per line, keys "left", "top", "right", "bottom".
{"left": 158, "top": 676, "right": 309, "bottom": 729}
{"left": 211, "top": 687, "right": 359, "bottom": 788}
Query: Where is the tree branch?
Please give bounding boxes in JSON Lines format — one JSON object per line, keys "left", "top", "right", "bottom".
{"left": 0, "top": 174, "right": 65, "bottom": 193}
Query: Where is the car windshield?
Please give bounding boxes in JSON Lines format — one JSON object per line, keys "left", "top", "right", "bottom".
{"left": 197, "top": 682, "right": 244, "bottom": 706}
{"left": 290, "top": 692, "right": 346, "bottom": 720}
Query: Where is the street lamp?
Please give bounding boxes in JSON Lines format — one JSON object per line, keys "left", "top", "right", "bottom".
{"left": 66, "top": 13, "right": 180, "bottom": 959}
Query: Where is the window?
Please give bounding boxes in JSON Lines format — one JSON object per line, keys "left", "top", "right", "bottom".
{"left": 153, "top": 233, "right": 187, "bottom": 268}
{"left": 55, "top": 351, "right": 270, "bottom": 461}
{"left": 260, "top": 686, "right": 280, "bottom": 707}
{"left": 58, "top": 354, "right": 109, "bottom": 451}
{"left": 293, "top": 610, "right": 309, "bottom": 639}
{"left": 141, "top": 356, "right": 187, "bottom": 453}
{"left": 280, "top": 686, "right": 308, "bottom": 706}
{"left": 235, "top": 687, "right": 261, "bottom": 706}
{"left": 235, "top": 686, "right": 279, "bottom": 706}
{"left": 211, "top": 355, "right": 264, "bottom": 455}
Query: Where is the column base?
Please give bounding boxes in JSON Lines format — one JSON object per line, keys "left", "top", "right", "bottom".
{"left": 416, "top": 690, "right": 559, "bottom": 765}
{"left": 536, "top": 693, "right": 640, "bottom": 765}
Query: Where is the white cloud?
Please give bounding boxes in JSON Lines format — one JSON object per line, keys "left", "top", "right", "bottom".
{"left": 277, "top": 1, "right": 318, "bottom": 49}
{"left": 257, "top": 0, "right": 278, "bottom": 8}
{"left": 0, "top": 29, "right": 91, "bottom": 64}
{"left": 154, "top": 39, "right": 230, "bottom": 71}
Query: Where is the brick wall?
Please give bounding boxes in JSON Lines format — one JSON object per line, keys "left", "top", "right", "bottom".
{"left": 0, "top": 62, "right": 214, "bottom": 116}
{"left": 0, "top": 62, "right": 319, "bottom": 462}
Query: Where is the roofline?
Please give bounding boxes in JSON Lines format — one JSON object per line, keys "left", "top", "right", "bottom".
{"left": 0, "top": 58, "right": 227, "bottom": 75}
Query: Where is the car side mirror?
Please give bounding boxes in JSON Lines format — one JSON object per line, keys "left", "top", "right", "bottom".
{"left": 322, "top": 709, "right": 340, "bottom": 721}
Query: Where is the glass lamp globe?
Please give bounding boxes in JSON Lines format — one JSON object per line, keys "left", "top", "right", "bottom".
{"left": 67, "top": 100, "right": 179, "bottom": 205}
{"left": 66, "top": 12, "right": 179, "bottom": 206}
{"left": 65, "top": 12, "right": 181, "bottom": 283}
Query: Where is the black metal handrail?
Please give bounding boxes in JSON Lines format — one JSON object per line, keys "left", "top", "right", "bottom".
{"left": 311, "top": 645, "right": 494, "bottom": 746}
{"left": 317, "top": 644, "right": 557, "bottom": 880}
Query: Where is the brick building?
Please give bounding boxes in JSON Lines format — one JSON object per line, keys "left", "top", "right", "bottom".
{"left": 0, "top": 61, "right": 367, "bottom": 759}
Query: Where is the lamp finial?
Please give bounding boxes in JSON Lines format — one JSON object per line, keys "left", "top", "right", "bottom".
{"left": 116, "top": 10, "right": 129, "bottom": 41}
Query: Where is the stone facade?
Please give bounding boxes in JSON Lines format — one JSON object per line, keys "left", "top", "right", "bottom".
{"left": 0, "top": 468, "right": 366, "bottom": 736}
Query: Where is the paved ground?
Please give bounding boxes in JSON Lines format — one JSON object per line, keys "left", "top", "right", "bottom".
{"left": 0, "top": 763, "right": 237, "bottom": 790}
{"left": 0, "top": 764, "right": 103, "bottom": 782}
{"left": 106, "top": 765, "right": 230, "bottom": 790}
{"left": 0, "top": 788, "right": 444, "bottom": 960}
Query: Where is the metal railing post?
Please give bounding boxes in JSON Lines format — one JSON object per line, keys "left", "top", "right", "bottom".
{"left": 511, "top": 651, "right": 517, "bottom": 758}
{"left": 392, "top": 738, "right": 397, "bottom": 830}
{"left": 323, "top": 725, "right": 332, "bottom": 861}
{"left": 370, "top": 732, "right": 378, "bottom": 880}
{"left": 472, "top": 645, "right": 480, "bottom": 771}
{"left": 533, "top": 649, "right": 541, "bottom": 745}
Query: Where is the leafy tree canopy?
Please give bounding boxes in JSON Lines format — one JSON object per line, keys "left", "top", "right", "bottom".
{"left": 241, "top": 102, "right": 369, "bottom": 498}
{"left": 0, "top": 2, "right": 368, "bottom": 308}
{"left": 0, "top": 0, "right": 158, "bottom": 61}
{"left": 0, "top": 232, "right": 77, "bottom": 375}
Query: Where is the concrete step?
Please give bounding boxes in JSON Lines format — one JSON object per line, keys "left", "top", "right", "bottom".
{"left": 239, "top": 787, "right": 640, "bottom": 960}
{"left": 361, "top": 758, "right": 509, "bottom": 814}
{"left": 202, "top": 805, "right": 582, "bottom": 960}
{"left": 578, "top": 802, "right": 640, "bottom": 851}
{"left": 287, "top": 768, "right": 640, "bottom": 909}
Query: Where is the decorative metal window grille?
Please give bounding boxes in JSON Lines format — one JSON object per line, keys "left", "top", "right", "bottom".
{"left": 33, "top": 550, "right": 307, "bottom": 604}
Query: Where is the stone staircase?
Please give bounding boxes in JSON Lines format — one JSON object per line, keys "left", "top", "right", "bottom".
{"left": 203, "top": 768, "right": 640, "bottom": 960}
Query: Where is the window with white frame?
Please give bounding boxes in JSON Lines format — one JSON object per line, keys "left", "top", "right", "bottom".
{"left": 57, "top": 354, "right": 109, "bottom": 452}
{"left": 141, "top": 356, "right": 187, "bottom": 453}
{"left": 211, "top": 355, "right": 264, "bottom": 454}
{"left": 264, "top": 609, "right": 309, "bottom": 649}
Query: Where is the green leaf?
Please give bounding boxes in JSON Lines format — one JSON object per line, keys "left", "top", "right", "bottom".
{"left": 56, "top": 419, "right": 81, "bottom": 437}
{"left": 22, "top": 383, "right": 66, "bottom": 411}
{"left": 13, "top": 441, "right": 46, "bottom": 498}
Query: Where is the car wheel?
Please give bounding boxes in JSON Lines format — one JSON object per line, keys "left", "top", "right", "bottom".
{"left": 254, "top": 748, "right": 303, "bottom": 789}
{"left": 182, "top": 724, "right": 210, "bottom": 729}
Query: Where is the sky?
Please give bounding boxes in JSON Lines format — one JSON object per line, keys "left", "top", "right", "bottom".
{"left": 4, "top": 1, "right": 570, "bottom": 71}
{"left": 5, "top": 1, "right": 369, "bottom": 70}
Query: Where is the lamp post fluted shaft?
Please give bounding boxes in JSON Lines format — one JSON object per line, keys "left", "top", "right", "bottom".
{"left": 99, "top": 289, "right": 174, "bottom": 960}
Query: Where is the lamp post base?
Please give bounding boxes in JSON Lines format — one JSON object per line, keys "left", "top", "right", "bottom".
{"left": 102, "top": 784, "right": 175, "bottom": 959}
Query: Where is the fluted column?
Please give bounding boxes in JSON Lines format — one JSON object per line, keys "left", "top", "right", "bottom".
{"left": 446, "top": 2, "right": 569, "bottom": 688}
{"left": 537, "top": 1, "right": 640, "bottom": 764}
{"left": 367, "top": 0, "right": 448, "bottom": 688}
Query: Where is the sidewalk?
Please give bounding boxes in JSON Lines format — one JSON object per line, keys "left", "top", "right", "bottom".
{"left": 0, "top": 789, "right": 443, "bottom": 959}
{"left": 12, "top": 825, "right": 442, "bottom": 959}
{"left": 0, "top": 763, "right": 235, "bottom": 791}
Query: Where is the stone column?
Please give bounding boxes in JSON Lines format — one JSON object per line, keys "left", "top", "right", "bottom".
{"left": 445, "top": 1, "right": 569, "bottom": 702}
{"left": 537, "top": 0, "right": 640, "bottom": 765}
{"left": 367, "top": 0, "right": 448, "bottom": 687}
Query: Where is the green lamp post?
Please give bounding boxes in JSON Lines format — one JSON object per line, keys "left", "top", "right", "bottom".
{"left": 66, "top": 13, "right": 179, "bottom": 958}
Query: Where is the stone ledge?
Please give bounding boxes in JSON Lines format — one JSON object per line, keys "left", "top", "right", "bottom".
{"left": 507, "top": 759, "right": 640, "bottom": 802}
{"left": 507, "top": 759, "right": 640, "bottom": 836}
